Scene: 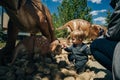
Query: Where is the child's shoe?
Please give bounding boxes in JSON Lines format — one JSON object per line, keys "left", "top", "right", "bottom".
{"left": 66, "top": 63, "right": 75, "bottom": 70}
{"left": 76, "top": 67, "right": 85, "bottom": 74}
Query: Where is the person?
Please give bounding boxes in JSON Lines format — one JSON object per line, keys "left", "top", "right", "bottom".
{"left": 112, "top": 42, "right": 120, "bottom": 80}
{"left": 62, "top": 30, "right": 91, "bottom": 74}
{"left": 90, "top": 0, "right": 120, "bottom": 79}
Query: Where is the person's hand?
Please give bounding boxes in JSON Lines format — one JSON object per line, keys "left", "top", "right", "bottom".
{"left": 61, "top": 42, "right": 67, "bottom": 49}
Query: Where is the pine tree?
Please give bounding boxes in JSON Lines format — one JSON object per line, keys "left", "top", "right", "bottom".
{"left": 52, "top": 0, "right": 92, "bottom": 38}
{"left": 105, "top": 9, "right": 112, "bottom": 27}
{"left": 58, "top": 0, "right": 92, "bottom": 24}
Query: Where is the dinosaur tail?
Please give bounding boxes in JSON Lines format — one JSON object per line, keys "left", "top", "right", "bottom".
{"left": 56, "top": 26, "right": 67, "bottom": 31}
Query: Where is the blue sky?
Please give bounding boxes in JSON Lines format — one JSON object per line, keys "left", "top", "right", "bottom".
{"left": 0, "top": 0, "right": 113, "bottom": 25}
{"left": 41, "top": 0, "right": 113, "bottom": 25}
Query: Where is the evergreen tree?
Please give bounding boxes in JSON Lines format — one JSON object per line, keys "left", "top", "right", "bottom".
{"left": 58, "top": 0, "right": 92, "bottom": 24}
{"left": 105, "top": 9, "right": 112, "bottom": 27}
{"left": 52, "top": 13, "right": 66, "bottom": 38}
{"left": 52, "top": 0, "right": 92, "bottom": 38}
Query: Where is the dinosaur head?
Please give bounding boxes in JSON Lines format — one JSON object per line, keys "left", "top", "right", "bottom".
{"left": 50, "top": 40, "right": 62, "bottom": 55}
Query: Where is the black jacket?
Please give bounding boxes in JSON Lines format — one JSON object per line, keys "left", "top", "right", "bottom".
{"left": 106, "top": 0, "right": 120, "bottom": 41}
{"left": 64, "top": 43, "right": 90, "bottom": 61}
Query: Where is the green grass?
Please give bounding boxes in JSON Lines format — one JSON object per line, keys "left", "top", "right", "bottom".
{"left": 0, "top": 42, "right": 6, "bottom": 48}
{"left": 0, "top": 40, "right": 20, "bottom": 49}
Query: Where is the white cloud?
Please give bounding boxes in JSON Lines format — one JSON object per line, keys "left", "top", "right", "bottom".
{"left": 52, "top": 0, "right": 62, "bottom": 3}
{"left": 90, "top": 9, "right": 107, "bottom": 16}
{"left": 88, "top": 0, "right": 102, "bottom": 4}
{"left": 93, "top": 17, "right": 106, "bottom": 24}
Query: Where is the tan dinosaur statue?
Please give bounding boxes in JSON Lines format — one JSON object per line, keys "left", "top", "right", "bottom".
{"left": 0, "top": 0, "right": 59, "bottom": 63}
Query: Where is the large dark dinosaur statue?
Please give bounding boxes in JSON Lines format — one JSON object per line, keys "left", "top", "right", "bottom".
{"left": 0, "top": 0, "right": 59, "bottom": 62}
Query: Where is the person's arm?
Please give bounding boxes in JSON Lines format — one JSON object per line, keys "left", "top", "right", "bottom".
{"left": 106, "top": 0, "right": 120, "bottom": 41}
{"left": 84, "top": 46, "right": 91, "bottom": 55}
{"left": 81, "top": 44, "right": 91, "bottom": 55}
{"left": 64, "top": 45, "right": 73, "bottom": 52}
{"left": 112, "top": 42, "right": 120, "bottom": 80}
{"left": 61, "top": 42, "right": 72, "bottom": 52}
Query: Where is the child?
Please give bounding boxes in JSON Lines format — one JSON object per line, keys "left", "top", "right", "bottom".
{"left": 62, "top": 30, "right": 91, "bottom": 74}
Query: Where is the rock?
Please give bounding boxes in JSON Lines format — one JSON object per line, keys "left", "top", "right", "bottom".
{"left": 61, "top": 68, "right": 77, "bottom": 76}
{"left": 64, "top": 76, "right": 75, "bottom": 80}
{"left": 0, "top": 38, "right": 113, "bottom": 80}
{"left": 76, "top": 70, "right": 95, "bottom": 80}
{"left": 0, "top": 66, "right": 9, "bottom": 75}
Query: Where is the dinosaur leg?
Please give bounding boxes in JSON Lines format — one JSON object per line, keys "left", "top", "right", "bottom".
{"left": 45, "top": 7, "right": 57, "bottom": 42}
{"left": 66, "top": 35, "right": 71, "bottom": 45}
{"left": 37, "top": 11, "right": 53, "bottom": 42}
{"left": 10, "top": 42, "right": 25, "bottom": 65}
{"left": 0, "top": 19, "right": 18, "bottom": 64}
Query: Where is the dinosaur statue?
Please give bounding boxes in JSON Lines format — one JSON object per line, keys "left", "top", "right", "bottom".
{"left": 0, "top": 0, "right": 59, "bottom": 62}
{"left": 57, "top": 19, "right": 106, "bottom": 43}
